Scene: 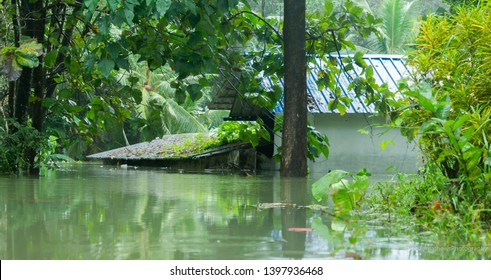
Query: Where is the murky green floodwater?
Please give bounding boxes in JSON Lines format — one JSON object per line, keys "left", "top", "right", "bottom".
{"left": 0, "top": 164, "right": 487, "bottom": 260}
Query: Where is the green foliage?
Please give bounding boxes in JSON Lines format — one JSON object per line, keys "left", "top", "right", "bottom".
{"left": 152, "top": 120, "right": 270, "bottom": 157}
{"left": 307, "top": 125, "right": 330, "bottom": 161}
{"left": 378, "top": 0, "right": 419, "bottom": 54}
{"left": 443, "top": 0, "right": 480, "bottom": 10}
{"left": 0, "top": 119, "right": 72, "bottom": 174}
{"left": 392, "top": 3, "right": 491, "bottom": 221}
{"left": 311, "top": 216, "right": 368, "bottom": 254}
{"left": 273, "top": 116, "right": 330, "bottom": 162}
{"left": 216, "top": 120, "right": 270, "bottom": 147}
{"left": 0, "top": 39, "right": 43, "bottom": 81}
{"left": 301, "top": 1, "right": 396, "bottom": 117}
{"left": 166, "top": 133, "right": 222, "bottom": 156}
{"left": 346, "top": 0, "right": 449, "bottom": 54}
{"left": 312, "top": 168, "right": 371, "bottom": 213}
{"left": 367, "top": 166, "right": 489, "bottom": 246}
{"left": 0, "top": 120, "right": 41, "bottom": 173}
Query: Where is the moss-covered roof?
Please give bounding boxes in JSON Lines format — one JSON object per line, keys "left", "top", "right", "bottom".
{"left": 87, "top": 133, "right": 250, "bottom": 161}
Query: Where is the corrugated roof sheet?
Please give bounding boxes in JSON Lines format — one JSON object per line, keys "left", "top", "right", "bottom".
{"left": 268, "top": 54, "right": 409, "bottom": 114}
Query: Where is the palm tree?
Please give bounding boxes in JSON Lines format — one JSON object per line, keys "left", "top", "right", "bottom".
{"left": 369, "top": 0, "right": 418, "bottom": 54}
{"left": 119, "top": 57, "right": 221, "bottom": 142}
{"left": 377, "top": 0, "right": 419, "bottom": 54}
{"left": 346, "top": 0, "right": 420, "bottom": 54}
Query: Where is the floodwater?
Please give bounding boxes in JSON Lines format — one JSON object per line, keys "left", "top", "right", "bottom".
{"left": 0, "top": 163, "right": 487, "bottom": 260}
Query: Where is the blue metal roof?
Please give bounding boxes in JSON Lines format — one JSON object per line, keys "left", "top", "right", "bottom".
{"left": 267, "top": 54, "right": 409, "bottom": 114}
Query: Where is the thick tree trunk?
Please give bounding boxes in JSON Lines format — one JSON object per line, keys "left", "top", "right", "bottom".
{"left": 14, "top": 0, "right": 43, "bottom": 123}
{"left": 14, "top": 70, "right": 33, "bottom": 124}
{"left": 280, "top": 0, "right": 307, "bottom": 177}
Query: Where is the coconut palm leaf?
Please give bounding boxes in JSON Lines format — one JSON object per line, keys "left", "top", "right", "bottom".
{"left": 118, "top": 57, "right": 215, "bottom": 140}
{"left": 377, "top": 0, "right": 419, "bottom": 54}
{"left": 161, "top": 98, "right": 208, "bottom": 134}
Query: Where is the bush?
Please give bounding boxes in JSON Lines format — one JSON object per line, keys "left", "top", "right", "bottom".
{"left": 393, "top": 3, "right": 491, "bottom": 221}
{"left": 0, "top": 119, "right": 71, "bottom": 174}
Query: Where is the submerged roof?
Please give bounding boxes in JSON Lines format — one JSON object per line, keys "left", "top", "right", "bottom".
{"left": 270, "top": 54, "right": 410, "bottom": 114}
{"left": 208, "top": 54, "right": 409, "bottom": 115}
{"left": 87, "top": 133, "right": 250, "bottom": 161}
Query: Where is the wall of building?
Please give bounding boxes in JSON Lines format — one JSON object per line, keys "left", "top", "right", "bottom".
{"left": 274, "top": 113, "right": 422, "bottom": 179}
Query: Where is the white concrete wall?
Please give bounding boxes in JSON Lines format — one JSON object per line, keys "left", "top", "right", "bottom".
{"left": 274, "top": 113, "right": 421, "bottom": 178}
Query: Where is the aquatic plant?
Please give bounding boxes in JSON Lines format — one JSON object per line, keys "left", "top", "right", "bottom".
{"left": 312, "top": 168, "right": 371, "bottom": 214}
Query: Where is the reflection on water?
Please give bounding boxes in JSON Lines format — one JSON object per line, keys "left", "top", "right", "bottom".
{"left": 0, "top": 164, "right": 487, "bottom": 260}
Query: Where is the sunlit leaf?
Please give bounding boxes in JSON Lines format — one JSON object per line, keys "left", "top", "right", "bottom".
{"left": 324, "top": 0, "right": 334, "bottom": 16}
{"left": 312, "top": 170, "right": 349, "bottom": 202}
{"left": 15, "top": 51, "right": 39, "bottom": 68}
{"left": 380, "top": 139, "right": 395, "bottom": 151}
{"left": 18, "top": 40, "right": 43, "bottom": 55}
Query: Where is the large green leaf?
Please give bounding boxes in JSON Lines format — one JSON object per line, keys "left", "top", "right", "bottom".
{"left": 329, "top": 179, "right": 352, "bottom": 210}
{"left": 107, "top": 0, "right": 120, "bottom": 11}
{"left": 123, "top": 8, "right": 134, "bottom": 25}
{"left": 324, "top": 0, "right": 334, "bottom": 16}
{"left": 312, "top": 170, "right": 349, "bottom": 202}
{"left": 156, "top": 0, "right": 171, "bottom": 16}
{"left": 84, "top": 0, "right": 98, "bottom": 13}
{"left": 44, "top": 50, "right": 57, "bottom": 68}
{"left": 436, "top": 95, "right": 451, "bottom": 120}
{"left": 186, "top": 84, "right": 203, "bottom": 101}
{"left": 17, "top": 40, "right": 43, "bottom": 55}
{"left": 12, "top": 40, "right": 43, "bottom": 68}
{"left": 182, "top": 0, "right": 197, "bottom": 15}
{"left": 98, "top": 59, "right": 115, "bottom": 77}
{"left": 15, "top": 51, "right": 40, "bottom": 68}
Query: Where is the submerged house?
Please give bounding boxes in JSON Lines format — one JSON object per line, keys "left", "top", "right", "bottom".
{"left": 89, "top": 54, "right": 420, "bottom": 174}
{"left": 209, "top": 54, "right": 420, "bottom": 176}
{"left": 87, "top": 133, "right": 258, "bottom": 172}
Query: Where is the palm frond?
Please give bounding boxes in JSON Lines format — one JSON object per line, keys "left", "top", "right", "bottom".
{"left": 378, "top": 0, "right": 419, "bottom": 54}
{"left": 161, "top": 99, "right": 208, "bottom": 134}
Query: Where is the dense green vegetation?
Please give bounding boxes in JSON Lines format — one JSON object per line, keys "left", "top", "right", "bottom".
{"left": 311, "top": 1, "right": 491, "bottom": 249}
{"left": 0, "top": 0, "right": 489, "bottom": 253}
{"left": 395, "top": 2, "right": 491, "bottom": 223}
{"left": 0, "top": 0, "right": 380, "bottom": 174}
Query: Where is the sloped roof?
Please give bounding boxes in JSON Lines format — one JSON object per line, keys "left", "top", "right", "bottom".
{"left": 208, "top": 54, "right": 409, "bottom": 116}
{"left": 268, "top": 54, "right": 409, "bottom": 114}
{"left": 87, "top": 133, "right": 250, "bottom": 161}
{"left": 208, "top": 68, "right": 269, "bottom": 119}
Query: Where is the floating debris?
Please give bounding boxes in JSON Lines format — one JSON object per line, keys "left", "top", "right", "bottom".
{"left": 288, "top": 227, "right": 313, "bottom": 232}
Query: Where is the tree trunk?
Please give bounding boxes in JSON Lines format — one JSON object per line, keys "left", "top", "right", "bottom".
{"left": 45, "top": 3, "right": 81, "bottom": 99}
{"left": 8, "top": 0, "right": 20, "bottom": 119}
{"left": 280, "top": 0, "right": 307, "bottom": 177}
{"left": 15, "top": 0, "right": 46, "bottom": 174}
